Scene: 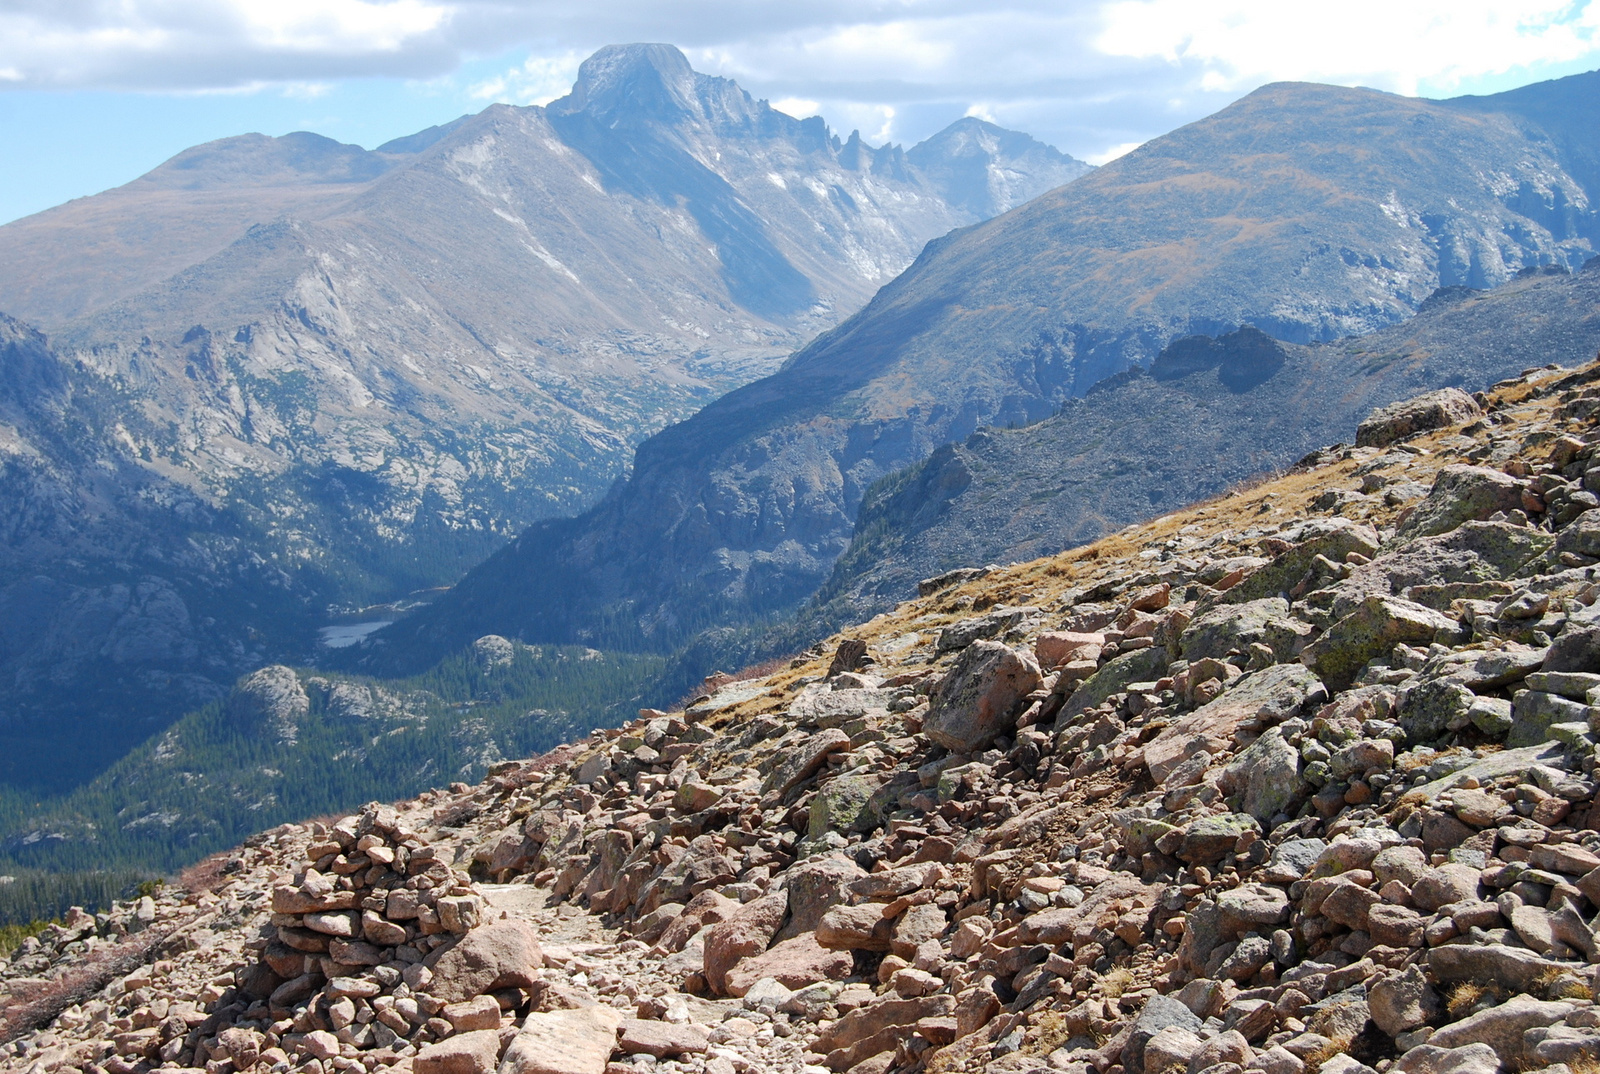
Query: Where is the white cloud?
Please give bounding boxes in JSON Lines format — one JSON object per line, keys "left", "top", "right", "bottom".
{"left": 1085, "top": 140, "right": 1141, "bottom": 165}
{"left": 964, "top": 103, "right": 997, "bottom": 123}
{"left": 771, "top": 96, "right": 822, "bottom": 119}
{"left": 1096, "top": 0, "right": 1600, "bottom": 95}
{"left": 0, "top": 0, "right": 1597, "bottom": 163}
{"left": 282, "top": 81, "right": 335, "bottom": 100}
{"left": 470, "top": 51, "right": 584, "bottom": 105}
{"left": 0, "top": 0, "right": 456, "bottom": 90}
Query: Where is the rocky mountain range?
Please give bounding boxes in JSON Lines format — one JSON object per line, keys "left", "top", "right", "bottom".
{"left": 0, "top": 44, "right": 1087, "bottom": 795}
{"left": 375, "top": 70, "right": 1600, "bottom": 668}
{"left": 9, "top": 363, "right": 1600, "bottom": 1074}
{"left": 0, "top": 43, "right": 1086, "bottom": 569}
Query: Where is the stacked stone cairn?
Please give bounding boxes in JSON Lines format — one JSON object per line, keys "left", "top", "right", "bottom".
{"left": 212, "top": 804, "right": 541, "bottom": 1073}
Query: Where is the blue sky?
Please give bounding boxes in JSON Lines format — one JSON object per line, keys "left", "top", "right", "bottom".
{"left": 3, "top": 1, "right": 1599, "bottom": 225}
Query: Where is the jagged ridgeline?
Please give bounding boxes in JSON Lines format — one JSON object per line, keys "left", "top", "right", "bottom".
{"left": 12, "top": 363, "right": 1600, "bottom": 1074}
{"left": 0, "top": 641, "right": 666, "bottom": 879}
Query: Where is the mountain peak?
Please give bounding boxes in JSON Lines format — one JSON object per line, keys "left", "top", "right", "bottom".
{"left": 549, "top": 43, "right": 700, "bottom": 124}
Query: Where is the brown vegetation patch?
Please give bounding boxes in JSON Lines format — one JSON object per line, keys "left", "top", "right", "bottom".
{"left": 0, "top": 928, "right": 165, "bottom": 1045}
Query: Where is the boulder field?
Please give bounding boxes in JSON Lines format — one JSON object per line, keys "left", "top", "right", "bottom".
{"left": 8, "top": 361, "right": 1600, "bottom": 1074}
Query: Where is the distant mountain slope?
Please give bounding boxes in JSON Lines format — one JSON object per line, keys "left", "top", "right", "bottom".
{"left": 0, "top": 314, "right": 309, "bottom": 791}
{"left": 0, "top": 42, "right": 1088, "bottom": 595}
{"left": 905, "top": 117, "right": 1088, "bottom": 218}
{"left": 0, "top": 45, "right": 1087, "bottom": 794}
{"left": 375, "top": 70, "right": 1600, "bottom": 666}
{"left": 0, "top": 641, "right": 665, "bottom": 876}
{"left": 813, "top": 263, "right": 1600, "bottom": 623}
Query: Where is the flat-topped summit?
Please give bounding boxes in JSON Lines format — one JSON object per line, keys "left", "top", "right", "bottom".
{"left": 548, "top": 43, "right": 705, "bottom": 125}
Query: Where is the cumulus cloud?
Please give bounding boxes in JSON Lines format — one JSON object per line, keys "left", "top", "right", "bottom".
{"left": 2, "top": 0, "right": 1597, "bottom": 161}
{"left": 469, "top": 50, "right": 584, "bottom": 105}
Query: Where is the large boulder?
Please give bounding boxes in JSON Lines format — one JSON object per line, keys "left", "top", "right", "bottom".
{"left": 413, "top": 1030, "right": 501, "bottom": 1074}
{"left": 1554, "top": 507, "right": 1600, "bottom": 559}
{"left": 782, "top": 856, "right": 867, "bottom": 937}
{"left": 1368, "top": 965, "right": 1441, "bottom": 1037}
{"left": 500, "top": 1006, "right": 622, "bottom": 1074}
{"left": 424, "top": 920, "right": 543, "bottom": 1003}
{"left": 923, "top": 640, "right": 1042, "bottom": 753}
{"left": 1335, "top": 522, "right": 1552, "bottom": 619}
{"left": 1356, "top": 388, "right": 1481, "bottom": 448}
{"left": 1427, "top": 942, "right": 1571, "bottom": 991}
{"left": 1396, "top": 679, "right": 1477, "bottom": 741}
{"left": 1302, "top": 596, "right": 1461, "bottom": 690}
{"left": 761, "top": 728, "right": 851, "bottom": 794}
{"left": 1393, "top": 1044, "right": 1501, "bottom": 1074}
{"left": 1428, "top": 996, "right": 1575, "bottom": 1063}
{"left": 817, "top": 903, "right": 894, "bottom": 951}
{"left": 723, "top": 932, "right": 853, "bottom": 997}
{"left": 1144, "top": 663, "right": 1321, "bottom": 782}
{"left": 1122, "top": 995, "right": 1203, "bottom": 1074}
{"left": 1179, "top": 598, "right": 1313, "bottom": 662}
{"left": 808, "top": 773, "right": 888, "bottom": 840}
{"left": 702, "top": 890, "right": 787, "bottom": 995}
{"left": 1224, "top": 519, "right": 1382, "bottom": 605}
{"left": 1543, "top": 622, "right": 1600, "bottom": 673}
{"left": 1220, "top": 727, "right": 1304, "bottom": 821}
{"left": 1063, "top": 646, "right": 1170, "bottom": 718}
{"left": 1396, "top": 465, "right": 1525, "bottom": 540}
{"left": 1508, "top": 688, "right": 1591, "bottom": 748}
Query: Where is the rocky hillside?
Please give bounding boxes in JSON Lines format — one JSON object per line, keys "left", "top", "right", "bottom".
{"left": 10, "top": 361, "right": 1600, "bottom": 1074}
{"left": 377, "top": 70, "right": 1600, "bottom": 664}
{"left": 0, "top": 314, "right": 311, "bottom": 792}
{"left": 811, "top": 264, "right": 1600, "bottom": 627}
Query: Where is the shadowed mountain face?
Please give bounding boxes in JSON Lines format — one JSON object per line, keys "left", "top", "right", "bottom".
{"left": 813, "top": 264, "right": 1600, "bottom": 624}
{"left": 0, "top": 315, "right": 309, "bottom": 790}
{"left": 0, "top": 44, "right": 1089, "bottom": 794}
{"left": 375, "top": 71, "right": 1600, "bottom": 667}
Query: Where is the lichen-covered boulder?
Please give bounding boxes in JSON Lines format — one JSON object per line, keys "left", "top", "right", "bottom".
{"left": 1396, "top": 465, "right": 1525, "bottom": 540}
{"left": 1303, "top": 596, "right": 1462, "bottom": 689}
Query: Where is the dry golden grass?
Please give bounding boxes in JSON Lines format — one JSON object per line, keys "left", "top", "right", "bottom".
{"left": 1099, "top": 966, "right": 1135, "bottom": 998}
{"left": 1028, "top": 1010, "right": 1079, "bottom": 1056}
{"left": 1303, "top": 1033, "right": 1357, "bottom": 1071}
{"left": 1447, "top": 980, "right": 1489, "bottom": 1018}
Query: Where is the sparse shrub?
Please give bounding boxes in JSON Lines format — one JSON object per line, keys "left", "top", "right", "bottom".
{"left": 1301, "top": 1027, "right": 1363, "bottom": 1072}
{"left": 1099, "top": 966, "right": 1135, "bottom": 998}
{"left": 1446, "top": 981, "right": 1489, "bottom": 1017}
